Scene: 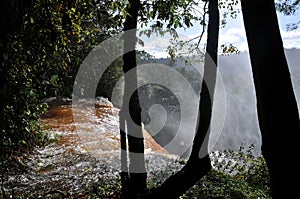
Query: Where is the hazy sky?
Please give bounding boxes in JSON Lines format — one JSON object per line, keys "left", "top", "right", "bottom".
{"left": 139, "top": 3, "right": 300, "bottom": 58}
{"left": 179, "top": 4, "right": 300, "bottom": 52}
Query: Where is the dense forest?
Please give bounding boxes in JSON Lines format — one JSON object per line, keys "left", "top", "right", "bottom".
{"left": 1, "top": 0, "right": 300, "bottom": 198}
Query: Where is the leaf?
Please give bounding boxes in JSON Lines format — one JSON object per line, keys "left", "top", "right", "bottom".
{"left": 50, "top": 75, "right": 59, "bottom": 85}
{"left": 174, "top": 19, "right": 180, "bottom": 29}
{"left": 25, "top": 127, "right": 30, "bottom": 133}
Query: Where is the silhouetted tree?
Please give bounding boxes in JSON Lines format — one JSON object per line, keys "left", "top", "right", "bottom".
{"left": 241, "top": 0, "right": 300, "bottom": 198}
{"left": 145, "top": 0, "right": 219, "bottom": 198}
{"left": 121, "top": 0, "right": 147, "bottom": 198}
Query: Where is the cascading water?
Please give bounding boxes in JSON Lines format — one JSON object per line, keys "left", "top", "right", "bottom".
{"left": 2, "top": 98, "right": 178, "bottom": 198}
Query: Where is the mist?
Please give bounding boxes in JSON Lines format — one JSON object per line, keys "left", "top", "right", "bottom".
{"left": 134, "top": 48, "right": 300, "bottom": 158}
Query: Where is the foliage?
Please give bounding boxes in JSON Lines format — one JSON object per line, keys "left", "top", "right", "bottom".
{"left": 0, "top": 0, "right": 246, "bottom": 156}
{"left": 79, "top": 145, "right": 270, "bottom": 199}
{"left": 221, "top": 44, "right": 240, "bottom": 55}
{"left": 139, "top": 0, "right": 198, "bottom": 29}
{"left": 0, "top": 0, "right": 125, "bottom": 155}
{"left": 276, "top": 0, "right": 300, "bottom": 15}
{"left": 219, "top": 0, "right": 239, "bottom": 27}
{"left": 158, "top": 146, "right": 270, "bottom": 198}
{"left": 207, "top": 145, "right": 271, "bottom": 198}
{"left": 276, "top": 0, "right": 300, "bottom": 30}
{"left": 137, "top": 0, "right": 240, "bottom": 58}
{"left": 96, "top": 58, "right": 124, "bottom": 100}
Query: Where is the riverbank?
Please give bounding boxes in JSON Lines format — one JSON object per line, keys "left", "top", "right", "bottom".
{"left": 1, "top": 98, "right": 178, "bottom": 198}
{"left": 0, "top": 98, "right": 271, "bottom": 198}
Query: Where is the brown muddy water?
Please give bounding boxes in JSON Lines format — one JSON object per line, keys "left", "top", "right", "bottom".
{"left": 1, "top": 99, "right": 181, "bottom": 198}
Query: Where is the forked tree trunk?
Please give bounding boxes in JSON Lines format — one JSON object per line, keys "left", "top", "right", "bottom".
{"left": 145, "top": 0, "right": 219, "bottom": 198}
{"left": 121, "top": 0, "right": 147, "bottom": 198}
{"left": 241, "top": 0, "right": 300, "bottom": 198}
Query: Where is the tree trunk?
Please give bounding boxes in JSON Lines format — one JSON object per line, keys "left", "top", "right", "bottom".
{"left": 241, "top": 0, "right": 300, "bottom": 198}
{"left": 145, "top": 0, "right": 219, "bottom": 198}
{"left": 121, "top": 0, "right": 147, "bottom": 198}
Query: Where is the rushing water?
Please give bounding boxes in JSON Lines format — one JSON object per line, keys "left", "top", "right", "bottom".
{"left": 2, "top": 98, "right": 179, "bottom": 198}
{"left": 42, "top": 99, "right": 170, "bottom": 156}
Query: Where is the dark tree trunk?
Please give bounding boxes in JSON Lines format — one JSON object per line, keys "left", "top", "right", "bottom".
{"left": 241, "top": 0, "right": 300, "bottom": 198}
{"left": 121, "top": 0, "right": 147, "bottom": 198}
{"left": 145, "top": 0, "right": 219, "bottom": 198}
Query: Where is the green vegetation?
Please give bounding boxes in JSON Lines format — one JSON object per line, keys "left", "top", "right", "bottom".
{"left": 194, "top": 146, "right": 271, "bottom": 199}
{"left": 80, "top": 147, "right": 271, "bottom": 199}
{"left": 0, "top": 0, "right": 241, "bottom": 160}
{"left": 1, "top": 0, "right": 295, "bottom": 198}
{"left": 0, "top": 0, "right": 125, "bottom": 156}
{"left": 147, "top": 146, "right": 271, "bottom": 199}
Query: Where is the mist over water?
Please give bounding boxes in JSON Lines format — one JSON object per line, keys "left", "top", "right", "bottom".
{"left": 216, "top": 53, "right": 260, "bottom": 155}
{"left": 135, "top": 49, "right": 300, "bottom": 158}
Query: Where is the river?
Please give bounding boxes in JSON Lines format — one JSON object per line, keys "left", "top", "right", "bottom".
{"left": 2, "top": 98, "right": 180, "bottom": 198}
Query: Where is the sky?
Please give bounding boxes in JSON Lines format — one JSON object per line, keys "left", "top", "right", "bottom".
{"left": 140, "top": 3, "right": 300, "bottom": 58}
{"left": 179, "top": 3, "right": 300, "bottom": 53}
